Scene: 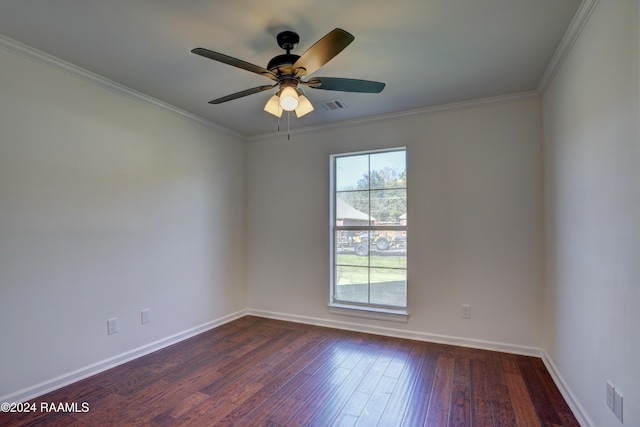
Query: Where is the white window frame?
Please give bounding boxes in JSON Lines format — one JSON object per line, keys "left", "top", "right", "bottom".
{"left": 328, "top": 148, "right": 408, "bottom": 323}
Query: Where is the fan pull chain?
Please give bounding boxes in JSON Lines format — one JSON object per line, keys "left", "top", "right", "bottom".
{"left": 273, "top": 111, "right": 291, "bottom": 140}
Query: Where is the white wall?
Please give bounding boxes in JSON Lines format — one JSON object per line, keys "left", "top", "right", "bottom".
{"left": 542, "top": 0, "right": 640, "bottom": 425}
{"left": 247, "top": 99, "right": 544, "bottom": 350}
{"left": 0, "top": 46, "right": 247, "bottom": 399}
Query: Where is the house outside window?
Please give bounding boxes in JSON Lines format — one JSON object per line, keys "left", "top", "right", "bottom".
{"left": 330, "top": 148, "right": 407, "bottom": 319}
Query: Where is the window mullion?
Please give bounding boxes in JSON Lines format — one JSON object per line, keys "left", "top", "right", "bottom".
{"left": 368, "top": 154, "right": 371, "bottom": 304}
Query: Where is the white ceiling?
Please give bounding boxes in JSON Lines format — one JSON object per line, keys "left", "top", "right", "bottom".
{"left": 0, "top": 0, "right": 582, "bottom": 138}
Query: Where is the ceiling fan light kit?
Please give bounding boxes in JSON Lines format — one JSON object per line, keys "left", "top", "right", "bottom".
{"left": 263, "top": 90, "right": 314, "bottom": 119}
{"left": 191, "top": 28, "right": 385, "bottom": 126}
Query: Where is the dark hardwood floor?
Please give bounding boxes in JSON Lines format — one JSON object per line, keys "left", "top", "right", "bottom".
{"left": 1, "top": 316, "right": 579, "bottom": 426}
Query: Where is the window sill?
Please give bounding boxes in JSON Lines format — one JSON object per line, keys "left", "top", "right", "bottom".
{"left": 327, "top": 303, "right": 409, "bottom": 323}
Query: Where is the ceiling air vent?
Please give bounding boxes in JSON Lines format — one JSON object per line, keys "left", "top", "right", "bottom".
{"left": 319, "top": 99, "right": 347, "bottom": 112}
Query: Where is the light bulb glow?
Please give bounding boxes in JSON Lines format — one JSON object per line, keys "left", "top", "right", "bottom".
{"left": 279, "top": 86, "right": 299, "bottom": 111}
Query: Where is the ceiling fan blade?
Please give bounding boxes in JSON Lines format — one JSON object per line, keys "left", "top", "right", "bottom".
{"left": 208, "top": 85, "right": 276, "bottom": 104}
{"left": 192, "top": 48, "right": 276, "bottom": 80}
{"left": 303, "top": 77, "right": 385, "bottom": 93}
{"left": 292, "top": 29, "right": 355, "bottom": 77}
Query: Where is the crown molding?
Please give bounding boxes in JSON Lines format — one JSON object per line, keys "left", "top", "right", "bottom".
{"left": 247, "top": 90, "right": 539, "bottom": 142}
{"left": 537, "top": 0, "right": 600, "bottom": 95}
{"left": 0, "top": 33, "right": 243, "bottom": 140}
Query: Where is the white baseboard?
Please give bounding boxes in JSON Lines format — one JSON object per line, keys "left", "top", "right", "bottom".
{"left": 541, "top": 351, "right": 594, "bottom": 427}
{"left": 247, "top": 309, "right": 543, "bottom": 357}
{"left": 1, "top": 310, "right": 248, "bottom": 404}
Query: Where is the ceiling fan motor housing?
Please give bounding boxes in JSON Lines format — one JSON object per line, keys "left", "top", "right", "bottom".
{"left": 267, "top": 54, "right": 301, "bottom": 75}
{"left": 268, "top": 31, "right": 302, "bottom": 76}
{"left": 276, "top": 31, "right": 299, "bottom": 51}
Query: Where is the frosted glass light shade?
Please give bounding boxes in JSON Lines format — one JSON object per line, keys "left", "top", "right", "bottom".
{"left": 279, "top": 86, "right": 299, "bottom": 111}
{"left": 264, "top": 94, "right": 282, "bottom": 117}
{"left": 295, "top": 95, "right": 314, "bottom": 118}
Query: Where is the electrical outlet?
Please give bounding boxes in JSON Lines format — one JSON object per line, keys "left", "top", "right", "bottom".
{"left": 607, "top": 381, "right": 615, "bottom": 411}
{"left": 107, "top": 318, "right": 118, "bottom": 335}
{"left": 461, "top": 304, "right": 471, "bottom": 319}
{"left": 141, "top": 309, "right": 150, "bottom": 324}
{"left": 614, "top": 388, "right": 623, "bottom": 423}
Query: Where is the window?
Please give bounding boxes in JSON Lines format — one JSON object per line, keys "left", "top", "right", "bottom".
{"left": 330, "top": 149, "right": 407, "bottom": 318}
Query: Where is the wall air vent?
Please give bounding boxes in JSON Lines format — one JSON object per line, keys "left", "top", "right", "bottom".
{"left": 319, "top": 99, "right": 347, "bottom": 112}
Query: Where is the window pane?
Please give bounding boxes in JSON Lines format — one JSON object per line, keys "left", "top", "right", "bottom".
{"left": 336, "top": 155, "right": 369, "bottom": 191}
{"left": 370, "top": 235, "right": 406, "bottom": 269}
{"left": 335, "top": 266, "right": 369, "bottom": 303}
{"left": 369, "top": 151, "right": 406, "bottom": 190}
{"left": 370, "top": 267, "right": 406, "bottom": 307}
{"left": 335, "top": 231, "right": 369, "bottom": 266}
{"left": 336, "top": 191, "right": 370, "bottom": 226}
{"left": 370, "top": 189, "right": 406, "bottom": 225}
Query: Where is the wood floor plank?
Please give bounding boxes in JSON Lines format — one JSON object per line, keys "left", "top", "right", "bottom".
{"left": 517, "top": 356, "right": 563, "bottom": 426}
{"left": 523, "top": 356, "right": 580, "bottom": 427}
{"left": 214, "top": 336, "right": 335, "bottom": 426}
{"left": 164, "top": 391, "right": 208, "bottom": 419}
{"left": 470, "top": 359, "right": 495, "bottom": 427}
{"left": 164, "top": 363, "right": 225, "bottom": 394}
{"left": 198, "top": 330, "right": 295, "bottom": 396}
{"left": 72, "top": 391, "right": 153, "bottom": 426}
{"left": 489, "top": 383, "right": 518, "bottom": 427}
{"left": 306, "top": 348, "right": 379, "bottom": 426}
{"left": 0, "top": 407, "right": 86, "bottom": 427}
{"left": 332, "top": 412, "right": 359, "bottom": 427}
{"left": 354, "top": 339, "right": 397, "bottom": 395}
{"left": 485, "top": 350, "right": 508, "bottom": 382}
{"left": 265, "top": 396, "right": 306, "bottom": 426}
{"left": 377, "top": 342, "right": 429, "bottom": 427}
{"left": 504, "top": 363, "right": 542, "bottom": 427}
{"left": 212, "top": 328, "right": 296, "bottom": 377}
{"left": 354, "top": 376, "right": 397, "bottom": 427}
{"left": 227, "top": 371, "right": 312, "bottom": 426}
{"left": 25, "top": 412, "right": 87, "bottom": 427}
{"left": 301, "top": 337, "right": 355, "bottom": 376}
{"left": 284, "top": 382, "right": 340, "bottom": 426}
{"left": 122, "top": 378, "right": 193, "bottom": 413}
{"left": 399, "top": 343, "right": 439, "bottom": 427}
{"left": 341, "top": 390, "right": 371, "bottom": 417}
{"left": 251, "top": 335, "right": 330, "bottom": 386}
{"left": 285, "top": 340, "right": 358, "bottom": 402}
{"left": 149, "top": 412, "right": 177, "bottom": 426}
{"left": 449, "top": 384, "right": 471, "bottom": 426}
{"left": 449, "top": 357, "right": 471, "bottom": 425}
{"left": 173, "top": 396, "right": 238, "bottom": 426}
{"left": 425, "top": 356, "right": 455, "bottom": 426}
{"left": 1, "top": 316, "right": 581, "bottom": 427}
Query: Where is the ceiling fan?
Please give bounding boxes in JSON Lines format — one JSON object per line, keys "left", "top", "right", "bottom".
{"left": 191, "top": 28, "right": 385, "bottom": 118}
